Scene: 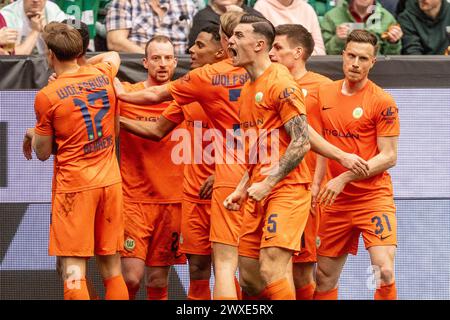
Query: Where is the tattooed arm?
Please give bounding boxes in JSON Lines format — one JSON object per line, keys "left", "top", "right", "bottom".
{"left": 247, "top": 115, "right": 310, "bottom": 201}
{"left": 266, "top": 114, "right": 310, "bottom": 187}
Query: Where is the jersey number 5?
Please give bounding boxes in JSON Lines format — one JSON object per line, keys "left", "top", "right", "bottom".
{"left": 73, "top": 89, "right": 110, "bottom": 141}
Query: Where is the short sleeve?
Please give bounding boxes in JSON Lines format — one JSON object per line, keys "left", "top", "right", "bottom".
{"left": 374, "top": 95, "right": 400, "bottom": 137}
{"left": 162, "top": 101, "right": 185, "bottom": 124}
{"left": 271, "top": 80, "right": 306, "bottom": 125}
{"left": 34, "top": 91, "right": 54, "bottom": 136}
{"left": 168, "top": 66, "right": 208, "bottom": 105}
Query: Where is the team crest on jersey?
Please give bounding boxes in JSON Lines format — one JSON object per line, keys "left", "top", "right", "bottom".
{"left": 255, "top": 92, "right": 264, "bottom": 103}
{"left": 352, "top": 107, "right": 364, "bottom": 119}
{"left": 124, "top": 237, "right": 135, "bottom": 251}
{"left": 316, "top": 236, "right": 321, "bottom": 248}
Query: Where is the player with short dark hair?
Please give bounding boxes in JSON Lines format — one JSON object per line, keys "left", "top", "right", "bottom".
{"left": 314, "top": 29, "right": 400, "bottom": 300}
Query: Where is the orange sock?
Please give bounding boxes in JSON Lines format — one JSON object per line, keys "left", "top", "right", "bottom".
{"left": 295, "top": 282, "right": 316, "bottom": 300}
{"left": 265, "top": 278, "right": 295, "bottom": 300}
{"left": 234, "top": 276, "right": 242, "bottom": 300}
{"left": 314, "top": 287, "right": 338, "bottom": 300}
{"left": 127, "top": 285, "right": 140, "bottom": 300}
{"left": 64, "top": 278, "right": 90, "bottom": 300}
{"left": 188, "top": 279, "right": 211, "bottom": 300}
{"left": 104, "top": 275, "right": 129, "bottom": 300}
{"left": 147, "top": 286, "right": 168, "bottom": 300}
{"left": 375, "top": 282, "right": 397, "bottom": 300}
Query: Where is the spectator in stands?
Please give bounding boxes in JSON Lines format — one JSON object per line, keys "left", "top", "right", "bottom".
{"left": 308, "top": 0, "right": 337, "bottom": 22}
{"left": 93, "top": 0, "right": 112, "bottom": 52}
{"left": 0, "top": 1, "right": 15, "bottom": 10}
{"left": 254, "top": 0, "right": 326, "bottom": 55}
{"left": 0, "top": 0, "right": 66, "bottom": 55}
{"left": 106, "top": 0, "right": 197, "bottom": 55}
{"left": 396, "top": 0, "right": 408, "bottom": 16}
{"left": 378, "top": 0, "right": 399, "bottom": 16}
{"left": 398, "top": 0, "right": 450, "bottom": 54}
{"left": 0, "top": 12, "right": 18, "bottom": 55}
{"left": 54, "top": 0, "right": 100, "bottom": 52}
{"left": 321, "top": 0, "right": 403, "bottom": 54}
{"left": 188, "top": 0, "right": 262, "bottom": 51}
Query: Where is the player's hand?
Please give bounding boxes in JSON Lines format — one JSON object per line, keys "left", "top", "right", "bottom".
{"left": 385, "top": 25, "right": 403, "bottom": 43}
{"left": 247, "top": 180, "right": 273, "bottom": 202}
{"left": 48, "top": 73, "right": 57, "bottom": 83}
{"left": 113, "top": 77, "right": 124, "bottom": 97}
{"left": 317, "top": 175, "right": 348, "bottom": 207}
{"left": 223, "top": 189, "right": 246, "bottom": 211}
{"left": 23, "top": 128, "right": 34, "bottom": 160}
{"left": 311, "top": 183, "right": 321, "bottom": 212}
{"left": 338, "top": 152, "right": 369, "bottom": 177}
{"left": 336, "top": 24, "right": 350, "bottom": 40}
{"left": 199, "top": 174, "right": 215, "bottom": 199}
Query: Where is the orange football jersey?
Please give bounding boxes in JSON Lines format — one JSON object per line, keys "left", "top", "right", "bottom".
{"left": 34, "top": 62, "right": 121, "bottom": 193}
{"left": 119, "top": 82, "right": 183, "bottom": 203}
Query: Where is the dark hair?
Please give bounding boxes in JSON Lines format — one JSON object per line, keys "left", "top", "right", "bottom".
{"left": 345, "top": 29, "right": 378, "bottom": 54}
{"left": 144, "top": 35, "right": 174, "bottom": 57}
{"left": 199, "top": 24, "right": 221, "bottom": 42}
{"left": 62, "top": 19, "right": 90, "bottom": 56}
{"left": 42, "top": 22, "right": 83, "bottom": 61}
{"left": 275, "top": 24, "right": 315, "bottom": 60}
{"left": 239, "top": 14, "right": 275, "bottom": 49}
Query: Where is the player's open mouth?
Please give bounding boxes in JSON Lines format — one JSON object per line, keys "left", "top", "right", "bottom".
{"left": 228, "top": 47, "right": 238, "bottom": 58}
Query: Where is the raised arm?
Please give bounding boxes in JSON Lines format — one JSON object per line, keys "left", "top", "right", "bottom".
{"left": 114, "top": 78, "right": 172, "bottom": 105}
{"left": 119, "top": 115, "right": 178, "bottom": 141}
{"left": 86, "top": 51, "right": 121, "bottom": 71}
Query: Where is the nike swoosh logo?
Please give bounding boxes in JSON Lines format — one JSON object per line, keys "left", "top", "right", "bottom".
{"left": 322, "top": 107, "right": 332, "bottom": 110}
{"left": 264, "top": 236, "right": 276, "bottom": 241}
{"left": 380, "top": 234, "right": 392, "bottom": 240}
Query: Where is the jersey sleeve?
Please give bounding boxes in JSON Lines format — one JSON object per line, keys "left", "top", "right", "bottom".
{"left": 34, "top": 91, "right": 54, "bottom": 136}
{"left": 167, "top": 66, "right": 209, "bottom": 105}
{"left": 162, "top": 101, "right": 185, "bottom": 124}
{"left": 271, "top": 80, "right": 306, "bottom": 125}
{"left": 374, "top": 94, "right": 400, "bottom": 137}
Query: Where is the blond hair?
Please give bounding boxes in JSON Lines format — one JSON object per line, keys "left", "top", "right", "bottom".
{"left": 220, "top": 10, "right": 245, "bottom": 38}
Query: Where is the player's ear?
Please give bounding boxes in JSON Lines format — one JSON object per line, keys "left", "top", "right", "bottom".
{"left": 216, "top": 48, "right": 225, "bottom": 60}
{"left": 173, "top": 56, "right": 178, "bottom": 68}
{"left": 142, "top": 57, "right": 149, "bottom": 70}
{"left": 295, "top": 46, "right": 303, "bottom": 60}
{"left": 255, "top": 40, "right": 264, "bottom": 52}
